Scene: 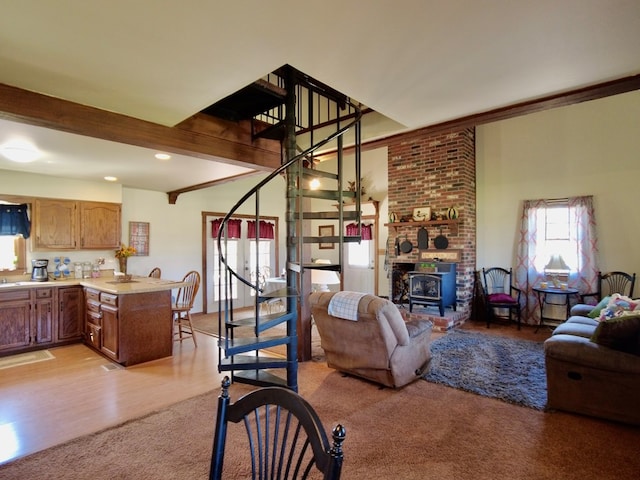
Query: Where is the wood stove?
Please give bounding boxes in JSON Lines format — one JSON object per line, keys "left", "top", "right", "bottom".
{"left": 408, "top": 262, "right": 457, "bottom": 316}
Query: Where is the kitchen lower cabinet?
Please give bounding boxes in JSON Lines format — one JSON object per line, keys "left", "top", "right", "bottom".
{"left": 34, "top": 288, "right": 55, "bottom": 345}
{"left": 0, "top": 285, "right": 84, "bottom": 356}
{"left": 84, "top": 288, "right": 172, "bottom": 366}
{"left": 100, "top": 302, "right": 119, "bottom": 359}
{"left": 57, "top": 286, "right": 84, "bottom": 342}
{"left": 0, "top": 290, "right": 31, "bottom": 353}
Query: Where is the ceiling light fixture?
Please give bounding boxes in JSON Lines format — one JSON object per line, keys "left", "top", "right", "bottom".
{"left": 0, "top": 140, "right": 41, "bottom": 163}
{"left": 104, "top": 176, "right": 118, "bottom": 182}
{"left": 155, "top": 153, "right": 171, "bottom": 160}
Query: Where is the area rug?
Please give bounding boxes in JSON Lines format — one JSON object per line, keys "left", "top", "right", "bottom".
{"left": 0, "top": 350, "right": 54, "bottom": 370}
{"left": 423, "top": 330, "right": 547, "bottom": 410}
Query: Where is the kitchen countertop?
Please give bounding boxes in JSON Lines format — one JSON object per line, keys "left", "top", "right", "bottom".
{"left": 0, "top": 276, "right": 187, "bottom": 294}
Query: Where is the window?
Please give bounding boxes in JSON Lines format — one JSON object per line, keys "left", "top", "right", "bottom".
{"left": 534, "top": 204, "right": 576, "bottom": 273}
{"left": 0, "top": 236, "right": 26, "bottom": 273}
{"left": 515, "top": 196, "right": 598, "bottom": 323}
{"left": 347, "top": 241, "right": 370, "bottom": 267}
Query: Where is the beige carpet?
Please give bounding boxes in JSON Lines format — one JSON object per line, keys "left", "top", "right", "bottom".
{"left": 2, "top": 344, "right": 640, "bottom": 479}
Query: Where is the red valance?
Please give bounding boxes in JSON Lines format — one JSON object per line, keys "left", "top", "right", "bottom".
{"left": 247, "top": 220, "right": 275, "bottom": 240}
{"left": 346, "top": 223, "right": 373, "bottom": 240}
{"left": 211, "top": 218, "right": 242, "bottom": 239}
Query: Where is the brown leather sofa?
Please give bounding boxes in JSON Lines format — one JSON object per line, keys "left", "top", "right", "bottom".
{"left": 308, "top": 291, "right": 432, "bottom": 388}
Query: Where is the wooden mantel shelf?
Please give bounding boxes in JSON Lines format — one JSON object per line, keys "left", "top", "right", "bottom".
{"left": 384, "top": 219, "right": 459, "bottom": 234}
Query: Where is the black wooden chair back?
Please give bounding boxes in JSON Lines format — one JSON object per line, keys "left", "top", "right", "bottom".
{"left": 210, "top": 377, "right": 345, "bottom": 480}
{"left": 599, "top": 271, "right": 636, "bottom": 299}
{"left": 482, "top": 267, "right": 522, "bottom": 330}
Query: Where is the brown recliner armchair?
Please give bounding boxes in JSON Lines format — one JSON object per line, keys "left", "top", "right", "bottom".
{"left": 309, "top": 291, "right": 433, "bottom": 388}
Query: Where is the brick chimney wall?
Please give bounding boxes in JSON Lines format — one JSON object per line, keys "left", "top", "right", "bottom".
{"left": 387, "top": 127, "right": 476, "bottom": 326}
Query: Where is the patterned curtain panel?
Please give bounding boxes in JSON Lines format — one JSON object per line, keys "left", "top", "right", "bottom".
{"left": 247, "top": 220, "right": 275, "bottom": 239}
{"left": 211, "top": 218, "right": 242, "bottom": 239}
{"left": 346, "top": 223, "right": 372, "bottom": 240}
{"left": 514, "top": 196, "right": 597, "bottom": 324}
{"left": 0, "top": 204, "right": 31, "bottom": 238}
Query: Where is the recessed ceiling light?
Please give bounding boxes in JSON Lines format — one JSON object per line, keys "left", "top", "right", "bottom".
{"left": 155, "top": 153, "right": 171, "bottom": 160}
{"left": 0, "top": 140, "right": 41, "bottom": 163}
{"left": 104, "top": 176, "right": 118, "bottom": 182}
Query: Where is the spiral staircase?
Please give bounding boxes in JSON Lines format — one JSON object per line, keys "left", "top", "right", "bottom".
{"left": 210, "top": 65, "right": 363, "bottom": 391}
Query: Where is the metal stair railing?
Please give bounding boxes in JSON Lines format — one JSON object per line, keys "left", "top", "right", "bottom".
{"left": 216, "top": 71, "right": 362, "bottom": 391}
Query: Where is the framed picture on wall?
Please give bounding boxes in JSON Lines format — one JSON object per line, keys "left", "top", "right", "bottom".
{"left": 129, "top": 221, "right": 150, "bottom": 256}
{"left": 319, "top": 225, "right": 334, "bottom": 249}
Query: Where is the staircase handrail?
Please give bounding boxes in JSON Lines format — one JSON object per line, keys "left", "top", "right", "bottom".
{"left": 216, "top": 101, "right": 362, "bottom": 290}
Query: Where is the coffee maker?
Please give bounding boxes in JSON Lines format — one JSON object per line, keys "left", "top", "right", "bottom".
{"left": 31, "top": 259, "right": 49, "bottom": 282}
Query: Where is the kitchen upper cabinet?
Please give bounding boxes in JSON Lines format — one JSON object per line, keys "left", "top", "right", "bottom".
{"left": 79, "top": 202, "right": 121, "bottom": 249}
{"left": 33, "top": 199, "right": 77, "bottom": 249}
{"left": 33, "top": 199, "right": 121, "bottom": 251}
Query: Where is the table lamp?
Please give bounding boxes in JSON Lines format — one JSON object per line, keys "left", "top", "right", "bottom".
{"left": 311, "top": 259, "right": 341, "bottom": 292}
{"left": 544, "top": 254, "right": 570, "bottom": 288}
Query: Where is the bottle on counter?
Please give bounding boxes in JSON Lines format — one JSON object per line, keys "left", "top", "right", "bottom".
{"left": 74, "top": 263, "right": 83, "bottom": 279}
{"left": 82, "top": 261, "right": 92, "bottom": 279}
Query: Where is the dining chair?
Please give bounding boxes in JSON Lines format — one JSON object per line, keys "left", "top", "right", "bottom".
{"left": 482, "top": 267, "right": 522, "bottom": 330}
{"left": 148, "top": 267, "right": 161, "bottom": 278}
{"left": 172, "top": 270, "right": 200, "bottom": 347}
{"left": 571, "top": 270, "right": 637, "bottom": 317}
{"left": 209, "top": 376, "right": 346, "bottom": 480}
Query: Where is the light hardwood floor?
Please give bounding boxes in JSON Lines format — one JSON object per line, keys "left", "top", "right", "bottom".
{"left": 0, "top": 334, "right": 224, "bottom": 465}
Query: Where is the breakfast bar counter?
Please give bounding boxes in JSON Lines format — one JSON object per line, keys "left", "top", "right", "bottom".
{"left": 82, "top": 276, "right": 188, "bottom": 366}
{"left": 0, "top": 275, "right": 188, "bottom": 365}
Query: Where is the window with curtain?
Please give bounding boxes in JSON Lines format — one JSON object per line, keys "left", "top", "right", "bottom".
{"left": 514, "top": 196, "right": 598, "bottom": 323}
{"left": 0, "top": 204, "right": 31, "bottom": 238}
{"left": 0, "top": 203, "right": 30, "bottom": 271}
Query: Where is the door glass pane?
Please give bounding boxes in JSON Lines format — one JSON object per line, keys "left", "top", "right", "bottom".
{"left": 212, "top": 240, "right": 239, "bottom": 301}
{"left": 249, "top": 240, "right": 273, "bottom": 297}
{"left": 348, "top": 241, "right": 370, "bottom": 267}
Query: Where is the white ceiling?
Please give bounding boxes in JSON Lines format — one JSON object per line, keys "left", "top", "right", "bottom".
{"left": 0, "top": 1, "right": 639, "bottom": 192}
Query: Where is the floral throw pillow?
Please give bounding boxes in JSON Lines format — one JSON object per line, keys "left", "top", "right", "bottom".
{"left": 597, "top": 293, "right": 640, "bottom": 321}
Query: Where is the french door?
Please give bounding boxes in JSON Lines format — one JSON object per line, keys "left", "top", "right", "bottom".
{"left": 205, "top": 215, "right": 275, "bottom": 312}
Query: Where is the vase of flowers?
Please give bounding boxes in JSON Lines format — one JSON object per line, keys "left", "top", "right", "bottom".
{"left": 115, "top": 244, "right": 136, "bottom": 275}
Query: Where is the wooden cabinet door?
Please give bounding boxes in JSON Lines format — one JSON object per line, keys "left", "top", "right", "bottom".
{"left": 58, "top": 286, "right": 84, "bottom": 342}
{"left": 33, "top": 199, "right": 77, "bottom": 250}
{"left": 34, "top": 289, "right": 55, "bottom": 345}
{"left": 0, "top": 291, "right": 31, "bottom": 353}
{"left": 100, "top": 304, "right": 119, "bottom": 360}
{"left": 79, "top": 202, "right": 121, "bottom": 249}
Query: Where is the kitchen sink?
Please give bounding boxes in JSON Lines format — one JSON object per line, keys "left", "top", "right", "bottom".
{"left": 0, "top": 281, "right": 51, "bottom": 287}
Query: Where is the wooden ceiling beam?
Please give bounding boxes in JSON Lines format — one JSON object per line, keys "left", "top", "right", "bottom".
{"left": 0, "top": 83, "right": 282, "bottom": 171}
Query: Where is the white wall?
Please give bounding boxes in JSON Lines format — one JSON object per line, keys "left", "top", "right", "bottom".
{"left": 476, "top": 90, "right": 640, "bottom": 276}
